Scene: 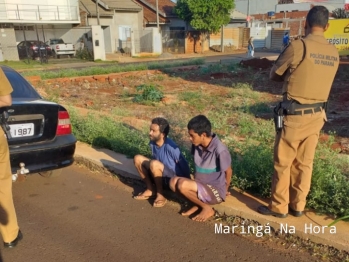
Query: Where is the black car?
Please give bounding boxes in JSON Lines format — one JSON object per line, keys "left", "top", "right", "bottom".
{"left": 17, "top": 40, "right": 52, "bottom": 59}
{"left": 1, "top": 66, "right": 76, "bottom": 177}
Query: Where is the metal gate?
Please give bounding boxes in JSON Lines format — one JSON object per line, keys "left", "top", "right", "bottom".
{"left": 271, "top": 28, "right": 289, "bottom": 50}
{"left": 250, "top": 27, "right": 267, "bottom": 48}
{"left": 162, "top": 30, "right": 185, "bottom": 54}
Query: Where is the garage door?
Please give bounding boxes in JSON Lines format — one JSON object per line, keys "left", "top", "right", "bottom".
{"left": 271, "top": 28, "right": 289, "bottom": 49}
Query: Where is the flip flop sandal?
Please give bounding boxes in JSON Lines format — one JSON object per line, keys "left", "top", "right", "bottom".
{"left": 153, "top": 199, "right": 167, "bottom": 208}
{"left": 133, "top": 193, "right": 156, "bottom": 200}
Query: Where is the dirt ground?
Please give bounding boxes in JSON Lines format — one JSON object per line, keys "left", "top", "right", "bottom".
{"left": 37, "top": 58, "right": 349, "bottom": 153}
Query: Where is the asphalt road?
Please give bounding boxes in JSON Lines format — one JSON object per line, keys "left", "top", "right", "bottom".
{"left": 30, "top": 51, "right": 280, "bottom": 72}
{"left": 0, "top": 164, "right": 317, "bottom": 262}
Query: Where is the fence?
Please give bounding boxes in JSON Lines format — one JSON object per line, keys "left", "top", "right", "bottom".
{"left": 0, "top": 3, "right": 79, "bottom": 21}
{"left": 162, "top": 30, "right": 185, "bottom": 54}
{"left": 136, "top": 28, "right": 153, "bottom": 53}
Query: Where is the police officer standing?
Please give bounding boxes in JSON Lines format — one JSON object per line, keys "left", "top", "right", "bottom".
{"left": 0, "top": 67, "right": 23, "bottom": 247}
{"left": 258, "top": 6, "right": 339, "bottom": 218}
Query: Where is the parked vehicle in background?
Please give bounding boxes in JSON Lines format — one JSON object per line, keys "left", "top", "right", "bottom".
{"left": 1, "top": 65, "right": 76, "bottom": 178}
{"left": 17, "top": 40, "right": 52, "bottom": 60}
{"left": 48, "top": 39, "right": 75, "bottom": 58}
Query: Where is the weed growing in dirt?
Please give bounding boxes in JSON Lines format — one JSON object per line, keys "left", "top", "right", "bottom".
{"left": 231, "top": 82, "right": 260, "bottom": 101}
{"left": 133, "top": 84, "right": 164, "bottom": 104}
{"left": 42, "top": 85, "right": 60, "bottom": 103}
{"left": 177, "top": 91, "right": 209, "bottom": 111}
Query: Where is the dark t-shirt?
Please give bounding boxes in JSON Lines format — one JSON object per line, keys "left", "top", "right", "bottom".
{"left": 191, "top": 134, "right": 232, "bottom": 200}
{"left": 150, "top": 138, "right": 190, "bottom": 179}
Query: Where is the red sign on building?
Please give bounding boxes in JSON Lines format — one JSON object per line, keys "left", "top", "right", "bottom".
{"left": 345, "top": 4, "right": 349, "bottom": 11}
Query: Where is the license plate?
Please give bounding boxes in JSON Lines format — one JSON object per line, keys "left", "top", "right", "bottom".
{"left": 9, "top": 123, "right": 34, "bottom": 138}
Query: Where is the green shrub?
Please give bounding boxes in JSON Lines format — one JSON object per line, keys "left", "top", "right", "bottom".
{"left": 69, "top": 109, "right": 150, "bottom": 158}
{"left": 307, "top": 141, "right": 349, "bottom": 218}
{"left": 231, "top": 132, "right": 349, "bottom": 218}
{"left": 133, "top": 84, "right": 164, "bottom": 103}
{"left": 231, "top": 141, "right": 274, "bottom": 197}
{"left": 75, "top": 48, "right": 93, "bottom": 61}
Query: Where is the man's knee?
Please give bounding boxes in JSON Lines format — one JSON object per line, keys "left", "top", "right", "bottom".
{"left": 176, "top": 178, "right": 190, "bottom": 193}
{"left": 149, "top": 160, "right": 163, "bottom": 174}
{"left": 134, "top": 154, "right": 142, "bottom": 165}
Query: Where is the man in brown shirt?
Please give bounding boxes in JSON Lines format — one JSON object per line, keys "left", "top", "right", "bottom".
{"left": 257, "top": 6, "right": 339, "bottom": 218}
{"left": 0, "top": 67, "right": 23, "bottom": 247}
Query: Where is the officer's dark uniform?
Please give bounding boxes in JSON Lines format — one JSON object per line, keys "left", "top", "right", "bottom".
{"left": 0, "top": 68, "right": 20, "bottom": 243}
{"left": 268, "top": 31, "right": 339, "bottom": 214}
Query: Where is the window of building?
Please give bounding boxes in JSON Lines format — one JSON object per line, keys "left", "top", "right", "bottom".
{"left": 14, "top": 25, "right": 34, "bottom": 31}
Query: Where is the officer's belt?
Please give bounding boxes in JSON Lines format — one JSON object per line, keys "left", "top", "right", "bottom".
{"left": 293, "top": 107, "right": 322, "bottom": 115}
{"left": 281, "top": 101, "right": 326, "bottom": 115}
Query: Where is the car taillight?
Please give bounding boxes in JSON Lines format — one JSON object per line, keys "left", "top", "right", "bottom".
{"left": 56, "top": 45, "right": 60, "bottom": 49}
{"left": 56, "top": 111, "right": 72, "bottom": 135}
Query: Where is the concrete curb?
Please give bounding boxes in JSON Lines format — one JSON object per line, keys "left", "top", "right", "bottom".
{"left": 73, "top": 142, "right": 349, "bottom": 252}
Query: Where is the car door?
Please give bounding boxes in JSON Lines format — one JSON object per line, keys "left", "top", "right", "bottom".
{"left": 17, "top": 41, "right": 26, "bottom": 58}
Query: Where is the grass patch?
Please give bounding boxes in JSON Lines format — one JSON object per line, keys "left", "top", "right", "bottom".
{"left": 69, "top": 108, "right": 150, "bottom": 158}
{"left": 0, "top": 60, "right": 54, "bottom": 70}
{"left": 20, "top": 58, "right": 205, "bottom": 79}
{"left": 177, "top": 91, "right": 208, "bottom": 111}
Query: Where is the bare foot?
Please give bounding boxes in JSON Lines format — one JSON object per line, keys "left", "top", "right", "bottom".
{"left": 133, "top": 189, "right": 155, "bottom": 200}
{"left": 192, "top": 207, "right": 215, "bottom": 222}
{"left": 153, "top": 194, "right": 167, "bottom": 208}
{"left": 181, "top": 206, "right": 199, "bottom": 216}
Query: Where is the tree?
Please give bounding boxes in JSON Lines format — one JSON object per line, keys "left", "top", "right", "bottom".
{"left": 175, "top": 0, "right": 235, "bottom": 53}
{"left": 332, "top": 8, "right": 349, "bottom": 19}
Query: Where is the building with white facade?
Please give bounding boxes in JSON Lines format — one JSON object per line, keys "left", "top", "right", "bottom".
{"left": 0, "top": 0, "right": 80, "bottom": 61}
{"left": 235, "top": 0, "right": 347, "bottom": 16}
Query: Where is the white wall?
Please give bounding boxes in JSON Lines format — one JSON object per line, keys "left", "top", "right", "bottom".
{"left": 276, "top": 2, "right": 345, "bottom": 12}
{"left": 92, "top": 25, "right": 105, "bottom": 60}
{"left": 87, "top": 11, "right": 142, "bottom": 53}
{"left": 0, "top": 0, "right": 79, "bottom": 23}
{"left": 113, "top": 11, "right": 142, "bottom": 52}
{"left": 235, "top": 0, "right": 278, "bottom": 15}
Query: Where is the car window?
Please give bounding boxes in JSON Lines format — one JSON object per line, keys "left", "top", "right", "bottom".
{"left": 50, "top": 39, "right": 64, "bottom": 44}
{"left": 3, "top": 70, "right": 41, "bottom": 99}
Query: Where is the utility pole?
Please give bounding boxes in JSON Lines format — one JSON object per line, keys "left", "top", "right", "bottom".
{"left": 221, "top": 25, "right": 224, "bottom": 53}
{"left": 156, "top": 0, "right": 159, "bottom": 31}
{"left": 246, "top": 0, "right": 250, "bottom": 27}
{"left": 96, "top": 0, "right": 100, "bottom": 25}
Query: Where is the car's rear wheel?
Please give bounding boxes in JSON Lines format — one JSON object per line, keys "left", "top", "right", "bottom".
{"left": 39, "top": 169, "right": 63, "bottom": 178}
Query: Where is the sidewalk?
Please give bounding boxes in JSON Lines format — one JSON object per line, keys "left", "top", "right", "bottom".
{"left": 74, "top": 141, "right": 349, "bottom": 252}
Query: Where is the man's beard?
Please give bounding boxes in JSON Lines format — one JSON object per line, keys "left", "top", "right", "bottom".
{"left": 150, "top": 134, "right": 161, "bottom": 143}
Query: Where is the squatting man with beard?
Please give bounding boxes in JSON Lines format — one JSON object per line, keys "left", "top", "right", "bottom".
{"left": 133, "top": 117, "right": 190, "bottom": 207}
